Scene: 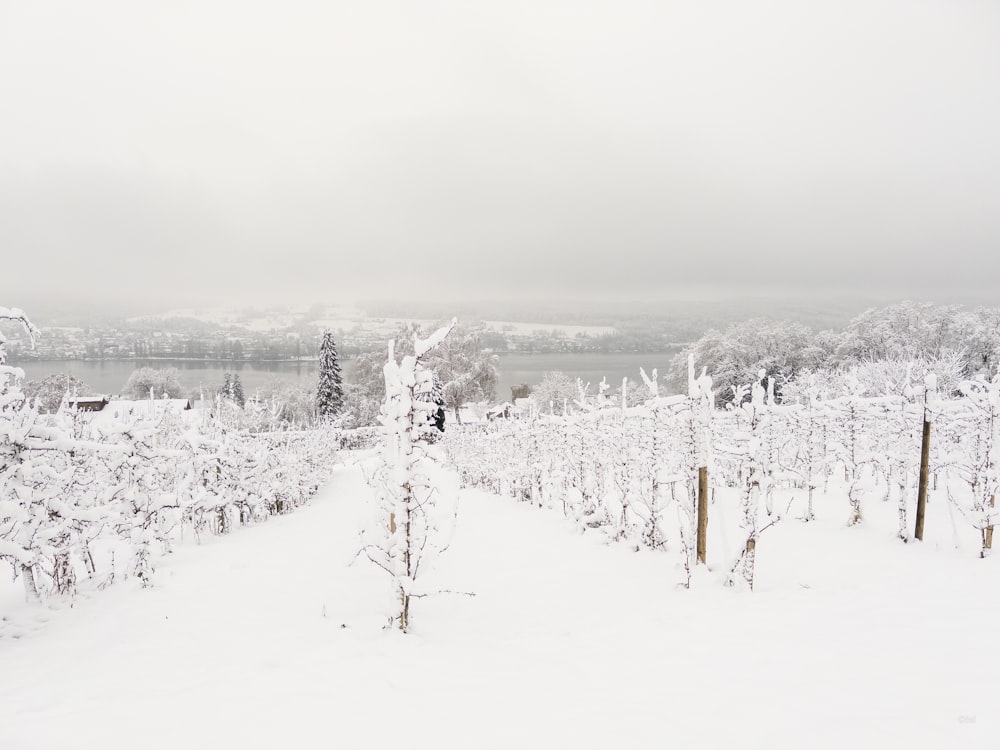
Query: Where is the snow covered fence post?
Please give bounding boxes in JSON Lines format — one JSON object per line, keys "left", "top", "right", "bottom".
{"left": 914, "top": 374, "right": 936, "bottom": 542}
{"left": 697, "top": 466, "right": 708, "bottom": 565}
{"left": 362, "top": 319, "right": 457, "bottom": 632}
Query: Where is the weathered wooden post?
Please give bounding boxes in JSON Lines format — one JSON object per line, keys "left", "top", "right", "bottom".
{"left": 914, "top": 389, "right": 932, "bottom": 541}
{"left": 984, "top": 495, "right": 995, "bottom": 554}
{"left": 697, "top": 466, "right": 708, "bottom": 564}
{"left": 686, "top": 353, "right": 713, "bottom": 569}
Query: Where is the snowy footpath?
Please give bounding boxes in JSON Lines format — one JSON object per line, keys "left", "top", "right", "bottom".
{"left": 2, "top": 457, "right": 999, "bottom": 749}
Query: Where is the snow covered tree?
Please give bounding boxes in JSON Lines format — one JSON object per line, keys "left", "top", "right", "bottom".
{"left": 217, "top": 372, "right": 246, "bottom": 408}
{"left": 361, "top": 319, "right": 459, "bottom": 632}
{"left": 316, "top": 330, "right": 344, "bottom": 421}
{"left": 530, "top": 371, "right": 577, "bottom": 415}
{"left": 250, "top": 380, "right": 317, "bottom": 429}
{"left": 22, "top": 373, "right": 93, "bottom": 413}
{"left": 340, "top": 351, "right": 385, "bottom": 428}
{"left": 834, "top": 301, "right": 972, "bottom": 366}
{"left": 427, "top": 327, "right": 498, "bottom": 424}
{"left": 414, "top": 370, "right": 446, "bottom": 434}
{"left": 123, "top": 367, "right": 184, "bottom": 399}
{"left": 965, "top": 306, "right": 1000, "bottom": 378}
{"left": 343, "top": 323, "right": 494, "bottom": 427}
{"left": 231, "top": 373, "right": 245, "bottom": 407}
{"left": 670, "top": 318, "right": 823, "bottom": 404}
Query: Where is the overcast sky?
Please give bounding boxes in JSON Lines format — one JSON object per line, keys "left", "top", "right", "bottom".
{"left": 1, "top": 0, "right": 998, "bottom": 313}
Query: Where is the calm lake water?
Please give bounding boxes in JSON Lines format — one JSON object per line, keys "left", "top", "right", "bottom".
{"left": 13, "top": 352, "right": 681, "bottom": 401}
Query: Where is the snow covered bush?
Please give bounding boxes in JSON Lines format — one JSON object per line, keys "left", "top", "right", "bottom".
{"left": 940, "top": 374, "right": 1000, "bottom": 556}
{"left": 720, "top": 374, "right": 785, "bottom": 589}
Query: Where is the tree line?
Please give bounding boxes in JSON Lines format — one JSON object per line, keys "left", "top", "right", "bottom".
{"left": 668, "top": 301, "right": 1000, "bottom": 403}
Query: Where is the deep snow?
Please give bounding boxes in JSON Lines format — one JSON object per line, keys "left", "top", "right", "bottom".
{"left": 1, "top": 454, "right": 998, "bottom": 749}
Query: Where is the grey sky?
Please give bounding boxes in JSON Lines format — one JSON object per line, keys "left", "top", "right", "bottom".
{"left": 1, "top": 1, "right": 998, "bottom": 312}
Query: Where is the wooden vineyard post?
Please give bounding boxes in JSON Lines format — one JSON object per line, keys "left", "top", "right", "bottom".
{"left": 697, "top": 466, "right": 708, "bottom": 564}
{"left": 744, "top": 537, "right": 756, "bottom": 590}
{"left": 914, "top": 415, "right": 931, "bottom": 541}
{"left": 984, "top": 495, "right": 995, "bottom": 555}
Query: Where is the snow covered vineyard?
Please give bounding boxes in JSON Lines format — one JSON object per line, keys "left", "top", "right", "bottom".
{"left": 445, "top": 369, "right": 1000, "bottom": 578}
{"left": 2, "top": 451, "right": 999, "bottom": 749}
{"left": 1, "top": 307, "right": 346, "bottom": 607}
{"left": 3, "top": 312, "right": 1000, "bottom": 748}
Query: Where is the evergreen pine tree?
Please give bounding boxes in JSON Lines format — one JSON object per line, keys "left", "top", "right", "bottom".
{"left": 316, "top": 330, "right": 344, "bottom": 421}
{"left": 220, "top": 372, "right": 232, "bottom": 401}
{"left": 430, "top": 371, "right": 446, "bottom": 433}
{"left": 414, "top": 369, "right": 446, "bottom": 435}
{"left": 231, "top": 373, "right": 245, "bottom": 407}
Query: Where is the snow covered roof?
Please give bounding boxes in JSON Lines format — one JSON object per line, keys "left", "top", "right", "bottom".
{"left": 487, "top": 402, "right": 514, "bottom": 414}
{"left": 64, "top": 395, "right": 111, "bottom": 412}
{"left": 89, "top": 398, "right": 193, "bottom": 426}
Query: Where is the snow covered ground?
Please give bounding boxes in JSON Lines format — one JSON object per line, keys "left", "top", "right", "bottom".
{"left": 2, "top": 454, "right": 998, "bottom": 749}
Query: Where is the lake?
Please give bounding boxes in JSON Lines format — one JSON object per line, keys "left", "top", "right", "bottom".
{"left": 12, "top": 351, "right": 682, "bottom": 401}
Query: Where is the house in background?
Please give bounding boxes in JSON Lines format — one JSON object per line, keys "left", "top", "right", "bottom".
{"left": 64, "top": 395, "right": 112, "bottom": 413}
{"left": 60, "top": 396, "right": 195, "bottom": 428}
{"left": 97, "top": 398, "right": 192, "bottom": 424}
{"left": 510, "top": 384, "right": 532, "bottom": 401}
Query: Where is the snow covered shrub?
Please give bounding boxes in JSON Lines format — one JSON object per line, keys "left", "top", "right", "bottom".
{"left": 782, "top": 355, "right": 966, "bottom": 404}
{"left": 941, "top": 375, "right": 1000, "bottom": 556}
{"left": 0, "top": 308, "right": 112, "bottom": 599}
{"left": 0, "top": 307, "right": 58, "bottom": 599}
{"left": 723, "top": 374, "right": 781, "bottom": 590}
{"left": 773, "top": 375, "right": 827, "bottom": 522}
{"left": 361, "top": 321, "right": 460, "bottom": 632}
